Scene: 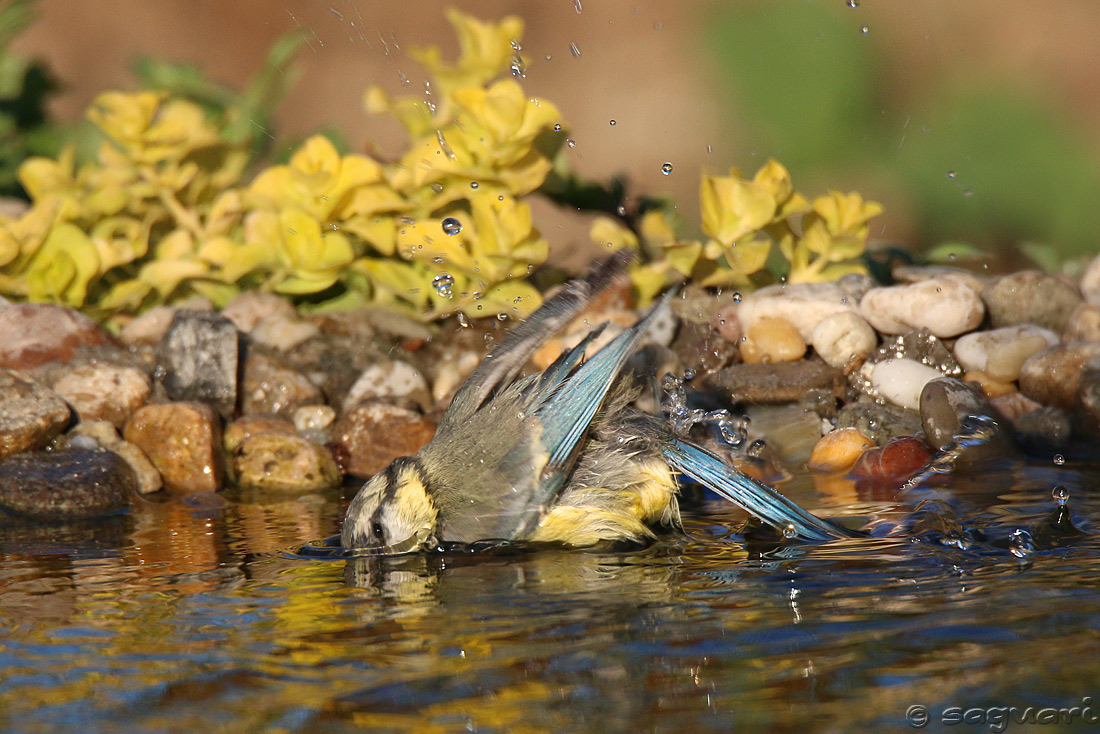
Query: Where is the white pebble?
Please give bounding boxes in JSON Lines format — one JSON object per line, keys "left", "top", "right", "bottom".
{"left": 345, "top": 360, "right": 431, "bottom": 411}
{"left": 736, "top": 282, "right": 859, "bottom": 342}
{"left": 249, "top": 314, "right": 320, "bottom": 352}
{"left": 860, "top": 277, "right": 984, "bottom": 338}
{"left": 811, "top": 312, "right": 877, "bottom": 368}
{"left": 869, "top": 358, "right": 944, "bottom": 410}
{"left": 293, "top": 404, "right": 337, "bottom": 432}
{"left": 953, "top": 325, "right": 1059, "bottom": 381}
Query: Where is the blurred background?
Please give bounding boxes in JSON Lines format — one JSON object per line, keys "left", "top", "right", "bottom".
{"left": 8, "top": 0, "right": 1100, "bottom": 269}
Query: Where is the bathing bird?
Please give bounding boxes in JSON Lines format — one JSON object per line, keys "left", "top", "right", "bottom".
{"left": 341, "top": 251, "right": 855, "bottom": 553}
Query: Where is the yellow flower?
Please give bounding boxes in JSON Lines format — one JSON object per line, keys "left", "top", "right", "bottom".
{"left": 21, "top": 223, "right": 101, "bottom": 307}
{"left": 700, "top": 159, "right": 808, "bottom": 245}
{"left": 410, "top": 9, "right": 524, "bottom": 98}
{"left": 250, "top": 134, "right": 400, "bottom": 223}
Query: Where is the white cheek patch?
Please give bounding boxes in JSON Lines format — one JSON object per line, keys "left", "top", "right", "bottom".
{"left": 379, "top": 467, "right": 438, "bottom": 546}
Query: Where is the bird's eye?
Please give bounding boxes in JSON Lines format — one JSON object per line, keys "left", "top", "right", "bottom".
{"left": 371, "top": 521, "right": 385, "bottom": 540}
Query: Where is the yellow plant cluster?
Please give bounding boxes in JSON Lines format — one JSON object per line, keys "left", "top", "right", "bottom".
{"left": 592, "top": 160, "right": 883, "bottom": 304}
{"left": 0, "top": 10, "right": 559, "bottom": 324}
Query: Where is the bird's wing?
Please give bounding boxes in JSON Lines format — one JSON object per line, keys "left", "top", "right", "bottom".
{"left": 439, "top": 250, "right": 633, "bottom": 431}
{"left": 661, "top": 439, "right": 858, "bottom": 542}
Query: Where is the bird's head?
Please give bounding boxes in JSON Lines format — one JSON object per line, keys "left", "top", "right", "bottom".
{"left": 341, "top": 456, "right": 439, "bottom": 554}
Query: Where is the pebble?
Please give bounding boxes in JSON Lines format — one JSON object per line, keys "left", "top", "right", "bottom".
{"left": 704, "top": 359, "right": 846, "bottom": 404}
{"left": 849, "top": 436, "right": 931, "bottom": 482}
{"left": 989, "top": 392, "right": 1043, "bottom": 423}
{"left": 1080, "top": 253, "right": 1100, "bottom": 305}
{"left": 158, "top": 310, "right": 241, "bottom": 417}
{"left": 220, "top": 291, "right": 297, "bottom": 333}
{"left": 891, "top": 265, "right": 989, "bottom": 296}
{"left": 249, "top": 314, "right": 320, "bottom": 353}
{"left": 0, "top": 448, "right": 133, "bottom": 520}
{"left": 1012, "top": 406, "right": 1072, "bottom": 449}
{"left": 231, "top": 433, "right": 342, "bottom": 492}
{"left": 962, "top": 370, "right": 1017, "bottom": 399}
{"left": 0, "top": 304, "right": 114, "bottom": 369}
{"left": 807, "top": 428, "right": 875, "bottom": 472}
{"left": 872, "top": 329, "right": 961, "bottom": 375}
{"left": 740, "top": 316, "right": 806, "bottom": 364}
{"left": 332, "top": 399, "right": 437, "bottom": 478}
{"left": 0, "top": 369, "right": 71, "bottom": 459}
{"left": 1063, "top": 302, "right": 1100, "bottom": 342}
{"left": 743, "top": 404, "right": 822, "bottom": 465}
{"left": 116, "top": 306, "right": 179, "bottom": 346}
{"left": 868, "top": 358, "right": 944, "bottom": 411}
{"left": 953, "top": 325, "right": 1059, "bottom": 382}
{"left": 836, "top": 400, "right": 925, "bottom": 446}
{"left": 123, "top": 402, "right": 224, "bottom": 493}
{"left": 736, "top": 282, "right": 859, "bottom": 342}
{"left": 919, "top": 377, "right": 1008, "bottom": 451}
{"left": 293, "top": 404, "right": 336, "bottom": 433}
{"left": 223, "top": 415, "right": 297, "bottom": 453}
{"left": 49, "top": 362, "right": 152, "bottom": 428}
{"left": 241, "top": 349, "right": 323, "bottom": 417}
{"left": 981, "top": 271, "right": 1082, "bottom": 333}
{"left": 860, "top": 277, "right": 985, "bottom": 338}
{"left": 1018, "top": 342, "right": 1100, "bottom": 410}
{"left": 811, "top": 312, "right": 877, "bottom": 368}
{"left": 1077, "top": 357, "right": 1100, "bottom": 425}
{"left": 69, "top": 420, "right": 162, "bottom": 494}
{"left": 430, "top": 348, "right": 482, "bottom": 404}
{"left": 343, "top": 359, "right": 432, "bottom": 412}
{"left": 670, "top": 321, "right": 736, "bottom": 376}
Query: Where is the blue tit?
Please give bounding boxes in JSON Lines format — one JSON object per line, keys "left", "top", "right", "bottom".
{"left": 341, "top": 251, "right": 856, "bottom": 553}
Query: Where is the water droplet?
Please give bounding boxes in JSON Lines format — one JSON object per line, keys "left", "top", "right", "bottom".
{"left": 545, "top": 54, "right": 552, "bottom": 61}
{"left": 660, "top": 162, "right": 673, "bottom": 175}
{"left": 566, "top": 139, "right": 576, "bottom": 149}
{"left": 847, "top": 0, "right": 860, "bottom": 7}
{"left": 860, "top": 25, "right": 869, "bottom": 34}
{"left": 782, "top": 523, "right": 798, "bottom": 539}
{"left": 569, "top": 42, "right": 581, "bottom": 58}
{"left": 470, "top": 181, "right": 479, "bottom": 189}
{"left": 732, "top": 291, "right": 742, "bottom": 303}
{"left": 947, "top": 170, "right": 956, "bottom": 179}
{"left": 947, "top": 253, "right": 957, "bottom": 262}
{"left": 653, "top": 22, "right": 663, "bottom": 30}
{"left": 553, "top": 123, "right": 562, "bottom": 132}
{"left": 574, "top": 0, "right": 583, "bottom": 12}
{"left": 430, "top": 182, "right": 444, "bottom": 194}
{"left": 456, "top": 313, "right": 469, "bottom": 328}
{"left": 441, "top": 217, "right": 462, "bottom": 236}
{"left": 683, "top": 367, "right": 697, "bottom": 381}
{"left": 963, "top": 189, "right": 974, "bottom": 197}
{"left": 1009, "top": 528, "right": 1036, "bottom": 558}
{"left": 747, "top": 439, "right": 766, "bottom": 458}
{"left": 609, "top": 119, "right": 616, "bottom": 126}
{"left": 432, "top": 273, "right": 455, "bottom": 297}
{"left": 1052, "top": 485, "right": 1070, "bottom": 507}
{"left": 329, "top": 223, "right": 340, "bottom": 230}
{"left": 1053, "top": 453, "right": 1066, "bottom": 466}
{"left": 496, "top": 312, "right": 508, "bottom": 322}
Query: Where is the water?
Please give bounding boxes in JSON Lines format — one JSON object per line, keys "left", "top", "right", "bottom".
{"left": 2, "top": 455, "right": 1100, "bottom": 733}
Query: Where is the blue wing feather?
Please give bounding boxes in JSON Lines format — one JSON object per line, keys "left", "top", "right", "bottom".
{"left": 661, "top": 439, "right": 857, "bottom": 542}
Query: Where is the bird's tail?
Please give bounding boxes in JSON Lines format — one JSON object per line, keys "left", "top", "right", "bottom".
{"left": 661, "top": 439, "right": 858, "bottom": 542}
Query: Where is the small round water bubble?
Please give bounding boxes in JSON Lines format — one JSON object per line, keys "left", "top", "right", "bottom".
{"left": 860, "top": 25, "right": 869, "bottom": 34}
{"left": 496, "top": 312, "right": 509, "bottom": 322}
{"left": 431, "top": 273, "right": 455, "bottom": 297}
{"left": 947, "top": 170, "right": 957, "bottom": 179}
{"left": 1009, "top": 528, "right": 1036, "bottom": 558}
{"left": 609, "top": 119, "right": 616, "bottom": 126}
{"left": 441, "top": 217, "right": 462, "bottom": 236}
{"left": 1053, "top": 453, "right": 1066, "bottom": 466}
{"left": 1052, "top": 485, "right": 1070, "bottom": 507}
{"left": 732, "top": 291, "right": 743, "bottom": 303}
{"left": 566, "top": 139, "right": 576, "bottom": 149}
{"left": 661, "top": 162, "right": 673, "bottom": 175}
{"left": 470, "top": 181, "right": 479, "bottom": 189}
{"left": 847, "top": 0, "right": 860, "bottom": 6}
{"left": 553, "top": 123, "right": 562, "bottom": 132}
{"left": 782, "top": 523, "right": 798, "bottom": 540}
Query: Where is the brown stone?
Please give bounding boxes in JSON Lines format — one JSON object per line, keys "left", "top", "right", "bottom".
{"left": 232, "top": 432, "right": 342, "bottom": 491}
{"left": 0, "top": 304, "right": 114, "bottom": 369}
{"left": 850, "top": 436, "right": 931, "bottom": 481}
{"left": 224, "top": 415, "right": 297, "bottom": 453}
{"left": 0, "top": 448, "right": 133, "bottom": 520}
{"left": 704, "top": 358, "right": 846, "bottom": 404}
{"left": 50, "top": 363, "right": 152, "bottom": 428}
{"left": 0, "top": 369, "right": 71, "bottom": 459}
{"left": 333, "top": 399, "right": 436, "bottom": 478}
{"left": 241, "top": 349, "right": 323, "bottom": 417}
{"left": 1018, "top": 342, "right": 1100, "bottom": 410}
{"left": 123, "top": 402, "right": 224, "bottom": 493}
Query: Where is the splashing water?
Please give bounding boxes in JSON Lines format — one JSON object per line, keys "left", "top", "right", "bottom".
{"left": 441, "top": 217, "right": 462, "bottom": 236}
{"left": 432, "top": 273, "right": 455, "bottom": 298}
{"left": 662, "top": 373, "right": 746, "bottom": 447}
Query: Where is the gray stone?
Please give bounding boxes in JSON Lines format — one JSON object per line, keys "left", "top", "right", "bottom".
{"left": 0, "top": 370, "right": 71, "bottom": 459}
{"left": 0, "top": 448, "right": 133, "bottom": 519}
{"left": 919, "top": 377, "right": 1009, "bottom": 451}
{"left": 836, "top": 399, "right": 925, "bottom": 446}
{"left": 241, "top": 348, "right": 324, "bottom": 417}
{"left": 1012, "top": 406, "right": 1072, "bottom": 449}
{"left": 981, "top": 270, "right": 1082, "bottom": 333}
{"left": 872, "top": 328, "right": 961, "bottom": 374}
{"left": 704, "top": 358, "right": 846, "bottom": 404}
{"left": 158, "top": 310, "right": 242, "bottom": 416}
{"left": 1018, "top": 342, "right": 1100, "bottom": 410}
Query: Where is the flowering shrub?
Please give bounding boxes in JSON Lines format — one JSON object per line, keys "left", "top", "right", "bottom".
{"left": 0, "top": 8, "right": 882, "bottom": 326}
